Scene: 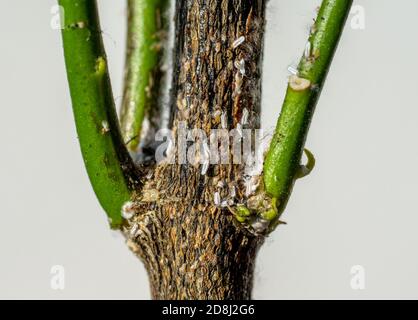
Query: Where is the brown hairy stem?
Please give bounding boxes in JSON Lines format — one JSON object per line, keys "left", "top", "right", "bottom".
{"left": 124, "top": 0, "right": 267, "bottom": 300}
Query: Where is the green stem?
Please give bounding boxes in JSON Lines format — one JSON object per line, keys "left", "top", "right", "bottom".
{"left": 263, "top": 0, "right": 353, "bottom": 214}
{"left": 120, "top": 0, "right": 169, "bottom": 151}
{"left": 58, "top": 0, "right": 137, "bottom": 228}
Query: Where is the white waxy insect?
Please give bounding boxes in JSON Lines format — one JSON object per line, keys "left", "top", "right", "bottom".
{"left": 289, "top": 75, "right": 311, "bottom": 91}
{"left": 121, "top": 201, "right": 136, "bottom": 219}
{"left": 201, "top": 162, "right": 209, "bottom": 175}
{"left": 101, "top": 120, "right": 110, "bottom": 134}
{"left": 232, "top": 36, "right": 245, "bottom": 49}
{"left": 214, "top": 192, "right": 221, "bottom": 206}
{"left": 202, "top": 141, "right": 210, "bottom": 159}
{"left": 200, "top": 144, "right": 210, "bottom": 174}
{"left": 251, "top": 218, "right": 270, "bottom": 234}
{"left": 287, "top": 64, "right": 299, "bottom": 75}
{"left": 304, "top": 41, "right": 312, "bottom": 58}
{"left": 234, "top": 59, "right": 246, "bottom": 76}
{"left": 244, "top": 175, "right": 259, "bottom": 197}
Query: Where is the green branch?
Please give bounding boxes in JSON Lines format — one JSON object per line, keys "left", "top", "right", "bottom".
{"left": 58, "top": 0, "right": 137, "bottom": 228}
{"left": 263, "top": 0, "right": 353, "bottom": 216}
{"left": 120, "top": 0, "right": 169, "bottom": 151}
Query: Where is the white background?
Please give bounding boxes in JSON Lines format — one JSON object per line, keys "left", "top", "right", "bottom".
{"left": 1, "top": 0, "right": 418, "bottom": 299}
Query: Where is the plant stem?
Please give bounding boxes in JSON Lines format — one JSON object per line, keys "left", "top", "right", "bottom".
{"left": 124, "top": 0, "right": 267, "bottom": 299}
{"left": 120, "top": 0, "right": 169, "bottom": 152}
{"left": 58, "top": 0, "right": 137, "bottom": 228}
{"left": 263, "top": 0, "right": 353, "bottom": 214}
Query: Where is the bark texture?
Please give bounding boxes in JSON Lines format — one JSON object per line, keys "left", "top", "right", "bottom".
{"left": 124, "top": 0, "right": 267, "bottom": 300}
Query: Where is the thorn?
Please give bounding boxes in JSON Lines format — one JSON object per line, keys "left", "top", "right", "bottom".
{"left": 296, "top": 148, "right": 316, "bottom": 179}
